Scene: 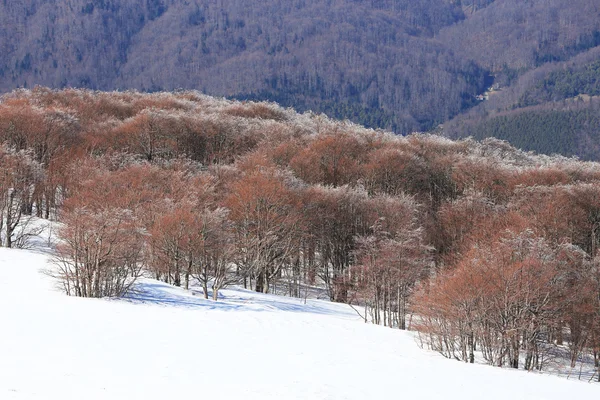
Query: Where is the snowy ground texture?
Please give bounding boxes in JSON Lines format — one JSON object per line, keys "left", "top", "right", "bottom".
{"left": 1, "top": 247, "right": 599, "bottom": 399}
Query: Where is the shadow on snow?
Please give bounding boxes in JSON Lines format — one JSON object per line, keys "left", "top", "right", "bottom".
{"left": 122, "top": 279, "right": 352, "bottom": 318}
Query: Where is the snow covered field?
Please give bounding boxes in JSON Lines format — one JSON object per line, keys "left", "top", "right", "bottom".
{"left": 1, "top": 247, "right": 598, "bottom": 399}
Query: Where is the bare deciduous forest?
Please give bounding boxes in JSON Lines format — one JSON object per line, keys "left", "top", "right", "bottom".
{"left": 2, "top": 0, "right": 600, "bottom": 383}
{"left": 0, "top": 88, "right": 599, "bottom": 378}
{"left": 2, "top": 0, "right": 600, "bottom": 158}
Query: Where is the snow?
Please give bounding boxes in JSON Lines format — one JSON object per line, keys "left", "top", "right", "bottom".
{"left": 0, "top": 247, "right": 598, "bottom": 399}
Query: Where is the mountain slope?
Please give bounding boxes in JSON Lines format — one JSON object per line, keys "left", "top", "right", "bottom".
{"left": 443, "top": 46, "right": 600, "bottom": 160}
{"left": 1, "top": 246, "right": 599, "bottom": 399}
{"left": 3, "top": 1, "right": 600, "bottom": 157}
{"left": 439, "top": 0, "right": 600, "bottom": 71}
{"left": 0, "top": 0, "right": 486, "bottom": 133}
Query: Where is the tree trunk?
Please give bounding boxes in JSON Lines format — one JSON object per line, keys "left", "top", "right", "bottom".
{"left": 255, "top": 271, "right": 264, "bottom": 293}
{"left": 202, "top": 281, "right": 209, "bottom": 299}
{"left": 398, "top": 288, "right": 407, "bottom": 330}
{"left": 173, "top": 260, "right": 181, "bottom": 287}
{"left": 263, "top": 271, "right": 270, "bottom": 294}
{"left": 510, "top": 340, "right": 519, "bottom": 369}
{"left": 184, "top": 258, "right": 192, "bottom": 291}
{"left": 468, "top": 333, "right": 475, "bottom": 364}
{"left": 5, "top": 193, "right": 13, "bottom": 248}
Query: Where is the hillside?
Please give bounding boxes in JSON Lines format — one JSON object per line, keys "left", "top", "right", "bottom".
{"left": 1, "top": 89, "right": 600, "bottom": 384}
{"left": 0, "top": 0, "right": 486, "bottom": 133}
{"left": 439, "top": 0, "right": 600, "bottom": 72}
{"left": 443, "top": 47, "right": 600, "bottom": 159}
{"left": 438, "top": 1, "right": 600, "bottom": 159}
{"left": 3, "top": 0, "right": 600, "bottom": 155}
{"left": 1, "top": 245, "right": 599, "bottom": 399}
{"left": 3, "top": 1, "right": 600, "bottom": 157}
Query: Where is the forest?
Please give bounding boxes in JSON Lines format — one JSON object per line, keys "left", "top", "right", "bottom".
{"left": 444, "top": 20, "right": 600, "bottom": 160}
{"left": 2, "top": 0, "right": 600, "bottom": 154}
{"left": 446, "top": 100, "right": 600, "bottom": 159}
{"left": 0, "top": 88, "right": 599, "bottom": 378}
{"left": 0, "top": 0, "right": 488, "bottom": 133}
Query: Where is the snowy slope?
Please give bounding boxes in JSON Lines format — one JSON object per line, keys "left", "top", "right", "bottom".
{"left": 0, "top": 247, "right": 598, "bottom": 400}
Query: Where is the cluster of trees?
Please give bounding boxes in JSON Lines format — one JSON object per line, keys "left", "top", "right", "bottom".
{"left": 352, "top": 195, "right": 431, "bottom": 329}
{"left": 0, "top": 144, "right": 43, "bottom": 248}
{"left": 414, "top": 182, "right": 600, "bottom": 375}
{"left": 1, "top": 88, "right": 600, "bottom": 379}
{"left": 416, "top": 225, "right": 600, "bottom": 372}
{"left": 53, "top": 160, "right": 232, "bottom": 299}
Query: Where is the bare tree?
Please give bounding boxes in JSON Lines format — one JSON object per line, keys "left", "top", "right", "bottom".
{"left": 54, "top": 207, "right": 146, "bottom": 298}
{"left": 0, "top": 145, "right": 43, "bottom": 248}
{"left": 226, "top": 167, "right": 301, "bottom": 293}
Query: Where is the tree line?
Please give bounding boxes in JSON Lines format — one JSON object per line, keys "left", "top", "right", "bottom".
{"left": 0, "top": 88, "right": 599, "bottom": 379}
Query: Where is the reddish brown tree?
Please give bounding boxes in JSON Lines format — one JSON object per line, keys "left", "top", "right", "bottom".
{"left": 289, "top": 130, "right": 367, "bottom": 187}
{"left": 352, "top": 194, "right": 431, "bottom": 329}
{"left": 53, "top": 167, "right": 148, "bottom": 298}
{"left": 225, "top": 166, "right": 301, "bottom": 293}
